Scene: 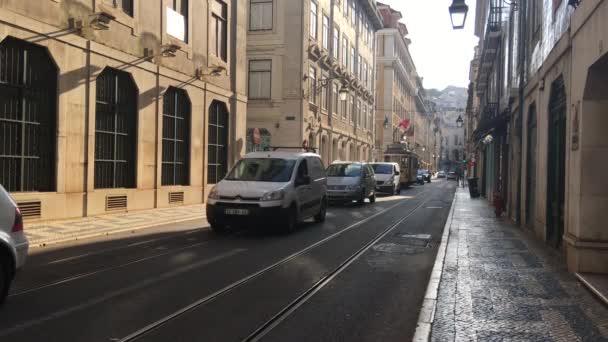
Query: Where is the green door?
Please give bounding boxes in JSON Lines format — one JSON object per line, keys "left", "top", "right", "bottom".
{"left": 547, "top": 78, "right": 567, "bottom": 248}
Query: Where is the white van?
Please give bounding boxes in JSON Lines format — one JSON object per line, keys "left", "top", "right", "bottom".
{"left": 370, "top": 162, "right": 401, "bottom": 195}
{"left": 206, "top": 151, "right": 327, "bottom": 233}
{"left": 0, "top": 185, "right": 28, "bottom": 305}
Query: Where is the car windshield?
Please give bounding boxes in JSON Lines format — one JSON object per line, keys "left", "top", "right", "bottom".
{"left": 327, "top": 164, "right": 362, "bottom": 177}
{"left": 225, "top": 158, "right": 296, "bottom": 182}
{"left": 371, "top": 164, "right": 393, "bottom": 174}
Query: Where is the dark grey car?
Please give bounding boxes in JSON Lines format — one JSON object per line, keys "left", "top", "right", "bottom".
{"left": 326, "top": 162, "right": 376, "bottom": 205}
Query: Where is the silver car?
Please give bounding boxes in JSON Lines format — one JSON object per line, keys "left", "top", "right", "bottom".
{"left": 326, "top": 162, "right": 376, "bottom": 204}
{"left": 0, "top": 185, "right": 28, "bottom": 305}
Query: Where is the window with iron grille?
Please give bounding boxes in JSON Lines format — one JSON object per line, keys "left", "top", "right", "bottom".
{"left": 0, "top": 37, "right": 57, "bottom": 193}
{"left": 112, "top": 0, "right": 134, "bottom": 16}
{"left": 208, "top": 101, "right": 229, "bottom": 184}
{"left": 162, "top": 87, "right": 190, "bottom": 186}
{"left": 94, "top": 68, "right": 137, "bottom": 189}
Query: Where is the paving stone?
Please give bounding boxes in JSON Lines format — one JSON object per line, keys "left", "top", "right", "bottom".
{"left": 429, "top": 188, "right": 608, "bottom": 342}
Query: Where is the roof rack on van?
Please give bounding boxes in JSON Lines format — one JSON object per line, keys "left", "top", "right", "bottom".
{"left": 267, "top": 146, "right": 318, "bottom": 153}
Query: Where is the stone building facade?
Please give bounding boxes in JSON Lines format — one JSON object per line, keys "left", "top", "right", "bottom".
{"left": 469, "top": 0, "right": 608, "bottom": 274}
{"left": 374, "top": 2, "right": 435, "bottom": 168}
{"left": 246, "top": 0, "right": 381, "bottom": 165}
{"left": 0, "top": 0, "right": 248, "bottom": 222}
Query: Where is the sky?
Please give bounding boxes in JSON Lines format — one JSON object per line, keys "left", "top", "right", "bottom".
{"left": 382, "top": 0, "right": 479, "bottom": 91}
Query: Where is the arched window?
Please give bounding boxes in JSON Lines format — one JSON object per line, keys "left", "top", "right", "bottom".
{"left": 162, "top": 87, "right": 191, "bottom": 186}
{"left": 208, "top": 101, "right": 229, "bottom": 184}
{"left": 0, "top": 37, "right": 57, "bottom": 192}
{"left": 94, "top": 68, "right": 137, "bottom": 189}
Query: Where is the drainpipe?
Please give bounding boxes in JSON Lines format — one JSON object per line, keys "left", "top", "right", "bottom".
{"left": 518, "top": 1, "right": 527, "bottom": 221}
{"left": 83, "top": 39, "right": 91, "bottom": 217}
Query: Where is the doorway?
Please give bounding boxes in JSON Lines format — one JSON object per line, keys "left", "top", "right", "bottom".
{"left": 526, "top": 104, "right": 537, "bottom": 230}
{"left": 546, "top": 78, "right": 567, "bottom": 248}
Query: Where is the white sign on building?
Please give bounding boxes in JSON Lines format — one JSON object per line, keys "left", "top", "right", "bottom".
{"left": 166, "top": 7, "right": 185, "bottom": 41}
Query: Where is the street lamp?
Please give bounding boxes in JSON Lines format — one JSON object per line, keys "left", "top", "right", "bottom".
{"left": 449, "top": 0, "right": 469, "bottom": 30}
{"left": 456, "top": 115, "right": 464, "bottom": 128}
{"left": 339, "top": 84, "right": 349, "bottom": 101}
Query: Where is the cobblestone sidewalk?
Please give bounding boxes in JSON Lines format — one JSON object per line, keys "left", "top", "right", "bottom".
{"left": 25, "top": 205, "right": 205, "bottom": 247}
{"left": 431, "top": 188, "right": 608, "bottom": 342}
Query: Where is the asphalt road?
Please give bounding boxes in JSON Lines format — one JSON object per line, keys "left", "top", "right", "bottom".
{"left": 0, "top": 179, "right": 456, "bottom": 342}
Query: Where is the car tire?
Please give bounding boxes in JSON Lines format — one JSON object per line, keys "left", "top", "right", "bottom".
{"left": 209, "top": 220, "right": 227, "bottom": 234}
{"left": 285, "top": 205, "right": 298, "bottom": 233}
{"left": 369, "top": 193, "right": 376, "bottom": 204}
{"left": 314, "top": 198, "right": 327, "bottom": 223}
{"left": 357, "top": 190, "right": 366, "bottom": 205}
{"left": 0, "top": 258, "right": 9, "bottom": 306}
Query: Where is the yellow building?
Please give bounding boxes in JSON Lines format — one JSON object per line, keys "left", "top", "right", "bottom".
{"left": 246, "top": 0, "right": 382, "bottom": 165}
{"left": 0, "top": 0, "right": 248, "bottom": 222}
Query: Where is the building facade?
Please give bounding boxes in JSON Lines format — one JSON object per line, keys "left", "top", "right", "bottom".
{"left": 374, "top": 2, "right": 435, "bottom": 168}
{"left": 469, "top": 0, "right": 608, "bottom": 274}
{"left": 0, "top": 0, "right": 247, "bottom": 222}
{"left": 246, "top": 0, "right": 382, "bottom": 165}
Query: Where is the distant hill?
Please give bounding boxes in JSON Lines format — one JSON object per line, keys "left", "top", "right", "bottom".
{"left": 425, "top": 86, "right": 467, "bottom": 111}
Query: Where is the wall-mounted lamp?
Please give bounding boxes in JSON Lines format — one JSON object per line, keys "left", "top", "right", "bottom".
{"left": 161, "top": 44, "right": 181, "bottom": 58}
{"left": 90, "top": 12, "right": 115, "bottom": 30}
{"left": 196, "top": 65, "right": 227, "bottom": 79}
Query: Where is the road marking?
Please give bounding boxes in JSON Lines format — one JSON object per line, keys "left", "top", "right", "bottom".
{"left": 425, "top": 206, "right": 443, "bottom": 209}
{"left": 11, "top": 240, "right": 211, "bottom": 297}
{"left": 117, "top": 195, "right": 423, "bottom": 342}
{"left": 0, "top": 249, "right": 245, "bottom": 338}
{"left": 402, "top": 234, "right": 432, "bottom": 240}
{"left": 45, "top": 230, "right": 203, "bottom": 266}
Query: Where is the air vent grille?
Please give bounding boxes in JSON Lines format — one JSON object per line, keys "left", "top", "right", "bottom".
{"left": 106, "top": 195, "right": 127, "bottom": 211}
{"left": 18, "top": 201, "right": 41, "bottom": 219}
{"left": 169, "top": 192, "right": 184, "bottom": 204}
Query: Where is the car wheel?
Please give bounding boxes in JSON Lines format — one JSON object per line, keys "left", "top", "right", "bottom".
{"left": 209, "top": 221, "right": 227, "bottom": 234}
{"left": 0, "top": 259, "right": 9, "bottom": 306}
{"left": 357, "top": 190, "right": 366, "bottom": 205}
{"left": 369, "top": 193, "right": 376, "bottom": 204}
{"left": 314, "top": 198, "right": 327, "bottom": 223}
{"left": 285, "top": 205, "right": 298, "bottom": 233}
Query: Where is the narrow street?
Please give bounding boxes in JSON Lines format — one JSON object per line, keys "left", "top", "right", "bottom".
{"left": 0, "top": 180, "right": 456, "bottom": 342}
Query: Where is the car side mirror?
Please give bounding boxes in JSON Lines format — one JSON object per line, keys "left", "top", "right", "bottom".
{"left": 296, "top": 175, "right": 311, "bottom": 187}
{"left": 395, "top": 171, "right": 400, "bottom": 176}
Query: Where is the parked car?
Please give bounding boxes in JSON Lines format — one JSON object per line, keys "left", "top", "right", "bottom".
{"left": 447, "top": 171, "right": 457, "bottom": 180}
{"left": 437, "top": 170, "right": 446, "bottom": 178}
{"left": 206, "top": 151, "right": 327, "bottom": 233}
{"left": 416, "top": 170, "right": 426, "bottom": 185}
{"left": 419, "top": 169, "right": 432, "bottom": 183}
{"left": 370, "top": 162, "right": 401, "bottom": 195}
{"left": 0, "top": 185, "right": 28, "bottom": 305}
{"left": 326, "top": 162, "right": 376, "bottom": 205}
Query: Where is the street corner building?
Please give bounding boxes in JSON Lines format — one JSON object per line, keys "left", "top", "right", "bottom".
{"left": 466, "top": 0, "right": 608, "bottom": 274}
{"left": 245, "top": 0, "right": 382, "bottom": 165}
{"left": 0, "top": 0, "right": 248, "bottom": 222}
{"left": 374, "top": 2, "right": 441, "bottom": 173}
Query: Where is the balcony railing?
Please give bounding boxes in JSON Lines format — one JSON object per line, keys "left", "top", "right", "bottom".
{"left": 483, "top": 102, "right": 499, "bottom": 120}
{"left": 487, "top": 0, "right": 503, "bottom": 33}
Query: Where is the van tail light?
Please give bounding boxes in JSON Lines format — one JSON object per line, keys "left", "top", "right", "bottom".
{"left": 12, "top": 207, "right": 23, "bottom": 233}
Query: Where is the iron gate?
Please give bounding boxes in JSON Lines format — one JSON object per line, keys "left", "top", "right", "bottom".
{"left": 0, "top": 37, "right": 57, "bottom": 192}
{"left": 162, "top": 87, "right": 190, "bottom": 186}
{"left": 94, "top": 68, "right": 137, "bottom": 189}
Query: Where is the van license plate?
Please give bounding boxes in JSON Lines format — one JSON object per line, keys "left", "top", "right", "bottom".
{"left": 225, "top": 209, "right": 249, "bottom": 216}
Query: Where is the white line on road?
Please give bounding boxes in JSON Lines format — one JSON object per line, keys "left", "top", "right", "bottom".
{"left": 45, "top": 230, "right": 202, "bottom": 266}
{"left": 0, "top": 248, "right": 246, "bottom": 338}
{"left": 11, "top": 240, "right": 211, "bottom": 297}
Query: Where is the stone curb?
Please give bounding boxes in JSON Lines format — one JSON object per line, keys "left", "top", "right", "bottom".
{"left": 575, "top": 273, "right": 608, "bottom": 307}
{"left": 29, "top": 215, "right": 207, "bottom": 249}
{"left": 412, "top": 190, "right": 458, "bottom": 341}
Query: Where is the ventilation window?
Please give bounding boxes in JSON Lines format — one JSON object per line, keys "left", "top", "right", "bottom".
{"left": 18, "top": 201, "right": 41, "bottom": 220}
{"left": 106, "top": 195, "right": 127, "bottom": 211}
{"left": 169, "top": 191, "right": 184, "bottom": 204}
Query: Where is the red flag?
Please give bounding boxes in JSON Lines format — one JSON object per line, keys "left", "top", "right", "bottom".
{"left": 398, "top": 119, "right": 410, "bottom": 131}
